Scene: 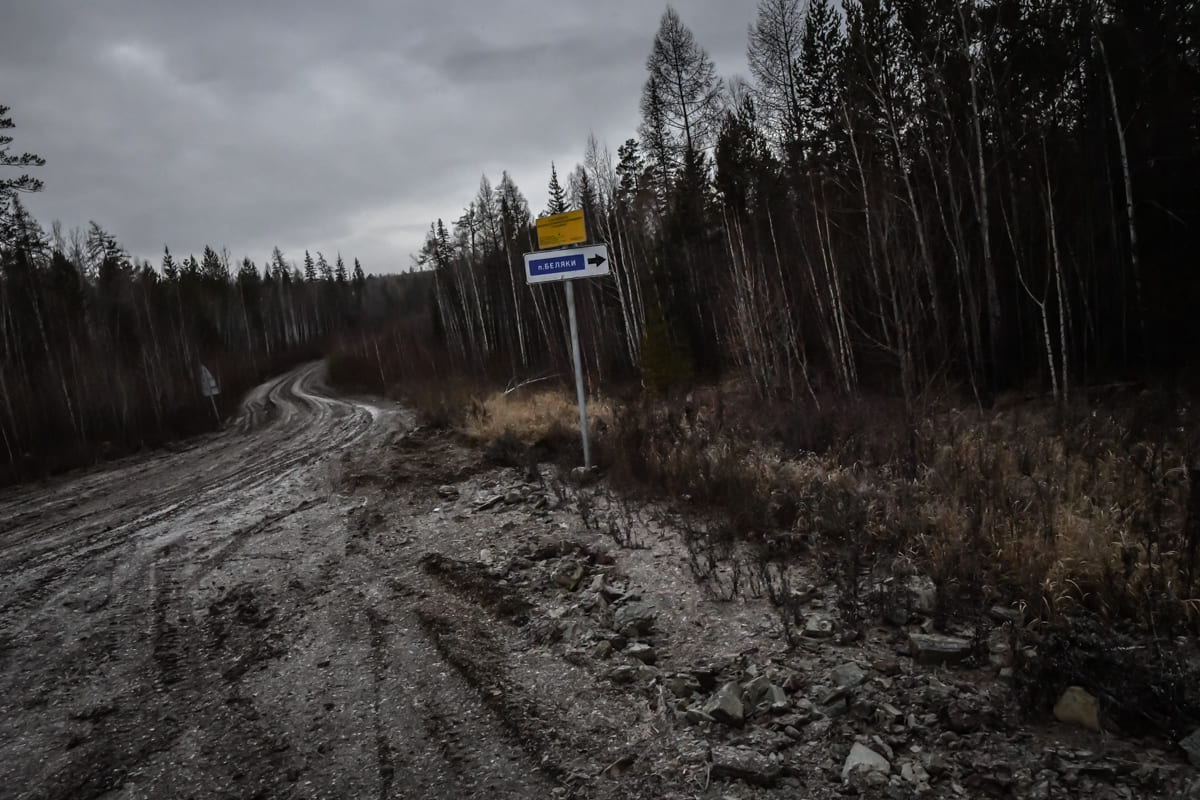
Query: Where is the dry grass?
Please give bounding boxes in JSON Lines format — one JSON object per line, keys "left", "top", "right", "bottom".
{"left": 460, "top": 388, "right": 614, "bottom": 449}
{"left": 598, "top": 387, "right": 1200, "bottom": 635}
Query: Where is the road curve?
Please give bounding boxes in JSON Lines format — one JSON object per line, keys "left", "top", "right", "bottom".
{"left": 0, "top": 362, "right": 549, "bottom": 800}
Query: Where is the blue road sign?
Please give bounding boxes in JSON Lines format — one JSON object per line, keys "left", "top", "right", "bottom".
{"left": 523, "top": 243, "right": 610, "bottom": 284}
{"left": 529, "top": 252, "right": 586, "bottom": 277}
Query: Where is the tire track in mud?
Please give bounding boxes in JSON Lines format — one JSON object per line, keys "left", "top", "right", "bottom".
{"left": 366, "top": 607, "right": 397, "bottom": 800}
{"left": 0, "top": 363, "right": 379, "bottom": 646}
{"left": 0, "top": 361, "right": 401, "bottom": 800}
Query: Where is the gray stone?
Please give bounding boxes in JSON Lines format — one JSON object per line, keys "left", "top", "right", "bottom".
{"left": 612, "top": 601, "right": 657, "bottom": 635}
{"left": 803, "top": 616, "right": 835, "bottom": 638}
{"left": 569, "top": 466, "right": 597, "bottom": 485}
{"left": 666, "top": 673, "right": 701, "bottom": 698}
{"left": 905, "top": 575, "right": 937, "bottom": 615}
{"left": 636, "top": 664, "right": 659, "bottom": 682}
{"left": 626, "top": 642, "right": 657, "bottom": 664}
{"left": 908, "top": 632, "right": 972, "bottom": 666}
{"left": 842, "top": 742, "right": 891, "bottom": 782}
{"left": 764, "top": 685, "right": 789, "bottom": 712}
{"left": 988, "top": 628, "right": 1014, "bottom": 669}
{"left": 552, "top": 561, "right": 585, "bottom": 591}
{"left": 989, "top": 605, "right": 1024, "bottom": 625}
{"left": 743, "top": 675, "right": 788, "bottom": 713}
{"left": 1181, "top": 728, "right": 1200, "bottom": 768}
{"left": 608, "top": 665, "right": 638, "bottom": 683}
{"left": 742, "top": 675, "right": 774, "bottom": 704}
{"left": 710, "top": 746, "right": 780, "bottom": 787}
{"left": 831, "top": 662, "right": 869, "bottom": 688}
{"left": 1053, "top": 686, "right": 1101, "bottom": 732}
{"left": 703, "top": 682, "right": 745, "bottom": 726}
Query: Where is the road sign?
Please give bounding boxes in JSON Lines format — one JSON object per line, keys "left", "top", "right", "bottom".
{"left": 199, "top": 364, "right": 220, "bottom": 397}
{"left": 523, "top": 244, "right": 609, "bottom": 285}
{"left": 535, "top": 209, "right": 586, "bottom": 249}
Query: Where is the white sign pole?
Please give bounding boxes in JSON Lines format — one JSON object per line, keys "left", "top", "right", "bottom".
{"left": 563, "top": 279, "right": 591, "bottom": 469}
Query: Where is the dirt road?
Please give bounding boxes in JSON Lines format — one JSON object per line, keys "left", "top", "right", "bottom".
{"left": 0, "top": 363, "right": 550, "bottom": 799}
{"left": 4, "top": 364, "right": 1196, "bottom": 800}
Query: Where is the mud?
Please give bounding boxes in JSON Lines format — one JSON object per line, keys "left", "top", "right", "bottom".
{"left": 2, "top": 363, "right": 1197, "bottom": 800}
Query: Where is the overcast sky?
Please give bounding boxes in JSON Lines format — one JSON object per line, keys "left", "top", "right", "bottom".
{"left": 1, "top": 1, "right": 759, "bottom": 274}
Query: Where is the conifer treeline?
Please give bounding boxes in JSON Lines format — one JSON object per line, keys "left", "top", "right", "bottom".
{"left": 0, "top": 188, "right": 409, "bottom": 482}
{"left": 419, "top": 0, "right": 1199, "bottom": 405}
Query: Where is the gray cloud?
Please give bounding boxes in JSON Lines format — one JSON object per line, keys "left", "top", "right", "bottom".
{"left": 1, "top": 0, "right": 756, "bottom": 273}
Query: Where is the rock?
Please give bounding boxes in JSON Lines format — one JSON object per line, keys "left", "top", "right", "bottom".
{"left": 908, "top": 632, "right": 972, "bottom": 666}
{"left": 710, "top": 746, "right": 780, "bottom": 787}
{"left": 764, "top": 685, "right": 789, "bottom": 712}
{"left": 475, "top": 494, "right": 505, "bottom": 511}
{"left": 989, "top": 605, "right": 1024, "bottom": 625}
{"left": 1053, "top": 686, "right": 1101, "bottom": 732}
{"left": 703, "top": 682, "right": 745, "bottom": 726}
{"left": 666, "top": 673, "right": 701, "bottom": 698}
{"left": 831, "top": 662, "right": 869, "bottom": 689}
{"left": 529, "top": 535, "right": 573, "bottom": 560}
{"left": 743, "top": 675, "right": 788, "bottom": 713}
{"left": 742, "top": 675, "right": 773, "bottom": 703}
{"left": 988, "top": 628, "right": 1014, "bottom": 669}
{"left": 626, "top": 642, "right": 656, "bottom": 664}
{"left": 944, "top": 694, "right": 995, "bottom": 734}
{"left": 636, "top": 664, "right": 659, "bottom": 682}
{"left": 1181, "top": 729, "right": 1200, "bottom": 768}
{"left": 437, "top": 484, "right": 459, "bottom": 498}
{"left": 877, "top": 574, "right": 937, "bottom": 625}
{"left": 552, "top": 561, "right": 585, "bottom": 591}
{"left": 872, "top": 659, "right": 901, "bottom": 676}
{"left": 901, "top": 761, "right": 932, "bottom": 791}
{"left": 803, "top": 616, "right": 835, "bottom": 639}
{"left": 569, "top": 466, "right": 597, "bottom": 484}
{"left": 608, "top": 665, "right": 639, "bottom": 683}
{"left": 842, "top": 742, "right": 891, "bottom": 782}
{"left": 612, "top": 601, "right": 657, "bottom": 635}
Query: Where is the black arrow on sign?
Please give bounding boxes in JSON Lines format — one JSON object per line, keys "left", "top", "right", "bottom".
{"left": 587, "top": 253, "right": 606, "bottom": 267}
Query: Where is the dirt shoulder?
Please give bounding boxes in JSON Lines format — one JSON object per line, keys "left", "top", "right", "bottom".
{"left": 334, "top": 420, "right": 1200, "bottom": 799}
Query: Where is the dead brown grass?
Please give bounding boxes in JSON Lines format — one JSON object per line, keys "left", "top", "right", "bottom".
{"left": 598, "top": 387, "right": 1200, "bottom": 635}
{"left": 459, "top": 388, "right": 613, "bottom": 448}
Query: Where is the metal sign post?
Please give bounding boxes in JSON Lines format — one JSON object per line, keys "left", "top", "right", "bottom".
{"left": 563, "top": 279, "right": 590, "bottom": 468}
{"left": 523, "top": 235, "right": 610, "bottom": 470}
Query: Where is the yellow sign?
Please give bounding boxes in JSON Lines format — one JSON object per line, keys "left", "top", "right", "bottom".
{"left": 536, "top": 209, "right": 586, "bottom": 249}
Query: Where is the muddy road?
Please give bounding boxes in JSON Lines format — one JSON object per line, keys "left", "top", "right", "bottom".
{"left": 0, "top": 364, "right": 550, "bottom": 799}
{"left": 4, "top": 364, "right": 1196, "bottom": 800}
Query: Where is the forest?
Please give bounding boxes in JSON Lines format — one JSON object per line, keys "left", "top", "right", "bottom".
{"left": 3, "top": 0, "right": 1198, "bottom": 485}
{"left": 408, "top": 0, "right": 1198, "bottom": 409}
{"left": 0, "top": 105, "right": 428, "bottom": 484}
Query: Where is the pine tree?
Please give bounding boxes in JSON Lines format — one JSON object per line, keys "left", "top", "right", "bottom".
{"left": 545, "top": 162, "right": 567, "bottom": 216}
{"left": 161, "top": 246, "right": 178, "bottom": 280}
{"left": 0, "top": 105, "right": 45, "bottom": 232}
